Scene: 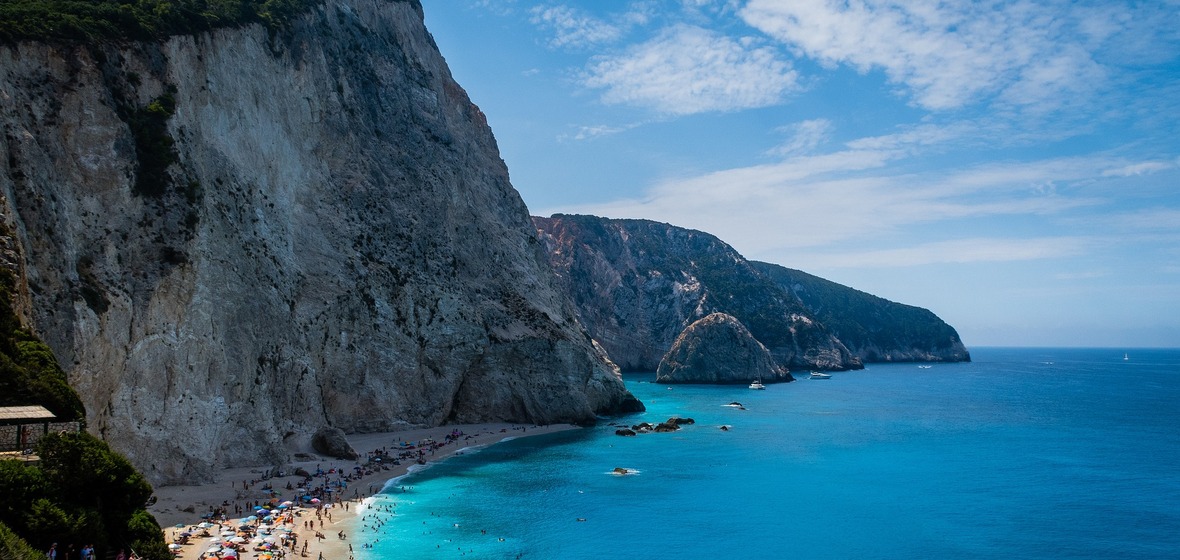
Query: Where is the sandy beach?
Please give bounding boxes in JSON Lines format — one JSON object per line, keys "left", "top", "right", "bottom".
{"left": 152, "top": 423, "right": 577, "bottom": 560}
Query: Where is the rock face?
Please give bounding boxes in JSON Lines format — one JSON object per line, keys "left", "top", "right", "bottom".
{"left": 751, "top": 262, "right": 971, "bottom": 363}
{"left": 533, "top": 214, "right": 859, "bottom": 372}
{"left": 657, "top": 313, "right": 790, "bottom": 384}
{"left": 0, "top": 0, "right": 639, "bottom": 484}
{"left": 311, "top": 427, "right": 359, "bottom": 461}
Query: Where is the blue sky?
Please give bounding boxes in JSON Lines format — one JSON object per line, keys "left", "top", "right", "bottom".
{"left": 420, "top": 0, "right": 1180, "bottom": 348}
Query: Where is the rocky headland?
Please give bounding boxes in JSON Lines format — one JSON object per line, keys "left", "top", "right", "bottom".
{"left": 533, "top": 214, "right": 858, "bottom": 374}
{"left": 534, "top": 214, "right": 969, "bottom": 381}
{"left": 752, "top": 262, "right": 970, "bottom": 363}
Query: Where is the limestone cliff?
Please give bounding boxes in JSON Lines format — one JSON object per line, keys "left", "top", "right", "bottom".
{"left": 0, "top": 0, "right": 639, "bottom": 485}
{"left": 533, "top": 214, "right": 859, "bottom": 373}
{"left": 656, "top": 312, "right": 789, "bottom": 384}
{"left": 752, "top": 262, "right": 971, "bottom": 363}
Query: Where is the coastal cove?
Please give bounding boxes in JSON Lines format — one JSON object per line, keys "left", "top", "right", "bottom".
{"left": 149, "top": 423, "right": 577, "bottom": 560}
{"left": 350, "top": 348, "right": 1180, "bottom": 559}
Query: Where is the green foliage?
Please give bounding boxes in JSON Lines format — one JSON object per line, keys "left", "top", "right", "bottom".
{"left": 0, "top": 0, "right": 320, "bottom": 44}
{"left": 0, "top": 461, "right": 47, "bottom": 524}
{"left": 0, "top": 521, "right": 43, "bottom": 560}
{"left": 36, "top": 432, "right": 154, "bottom": 514}
{"left": 22, "top": 499, "right": 72, "bottom": 549}
{"left": 0, "top": 270, "right": 85, "bottom": 421}
{"left": 129, "top": 92, "right": 178, "bottom": 197}
{"left": 125, "top": 511, "right": 170, "bottom": 560}
{"left": 0, "top": 433, "right": 166, "bottom": 560}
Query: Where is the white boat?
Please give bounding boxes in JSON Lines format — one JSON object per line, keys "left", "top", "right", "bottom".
{"left": 748, "top": 379, "right": 766, "bottom": 390}
{"left": 809, "top": 371, "right": 831, "bottom": 379}
{"left": 1124, "top": 353, "right": 1129, "bottom": 361}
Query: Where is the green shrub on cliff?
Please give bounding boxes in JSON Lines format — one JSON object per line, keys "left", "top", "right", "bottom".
{"left": 0, "top": 270, "right": 84, "bottom": 422}
{"left": 0, "top": 521, "right": 43, "bottom": 560}
{"left": 0, "top": 0, "right": 320, "bottom": 44}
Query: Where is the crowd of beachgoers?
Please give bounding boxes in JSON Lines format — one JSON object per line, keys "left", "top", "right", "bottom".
{"left": 152, "top": 424, "right": 576, "bottom": 560}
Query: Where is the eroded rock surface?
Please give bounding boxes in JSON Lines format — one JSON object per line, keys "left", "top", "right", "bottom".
{"left": 0, "top": 0, "right": 638, "bottom": 484}
{"left": 656, "top": 313, "right": 790, "bottom": 384}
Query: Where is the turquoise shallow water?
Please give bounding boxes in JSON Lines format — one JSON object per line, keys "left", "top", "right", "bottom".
{"left": 354, "top": 348, "right": 1180, "bottom": 559}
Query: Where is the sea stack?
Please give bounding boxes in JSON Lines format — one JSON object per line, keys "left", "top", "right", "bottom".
{"left": 656, "top": 313, "right": 792, "bottom": 384}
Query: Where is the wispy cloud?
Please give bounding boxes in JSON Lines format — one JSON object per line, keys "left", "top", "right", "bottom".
{"left": 1101, "top": 160, "right": 1176, "bottom": 177}
{"left": 529, "top": 5, "right": 626, "bottom": 48}
{"left": 580, "top": 24, "right": 798, "bottom": 115}
{"left": 768, "top": 118, "right": 832, "bottom": 157}
{"left": 800, "top": 237, "right": 1095, "bottom": 268}
{"left": 560, "top": 122, "right": 642, "bottom": 141}
{"left": 540, "top": 144, "right": 1161, "bottom": 267}
{"left": 737, "top": 0, "right": 1144, "bottom": 113}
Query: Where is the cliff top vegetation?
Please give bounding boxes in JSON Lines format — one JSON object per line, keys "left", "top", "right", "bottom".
{"left": 0, "top": 0, "right": 319, "bottom": 44}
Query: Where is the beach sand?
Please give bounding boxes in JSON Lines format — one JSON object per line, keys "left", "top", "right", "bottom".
{"left": 152, "top": 423, "right": 577, "bottom": 560}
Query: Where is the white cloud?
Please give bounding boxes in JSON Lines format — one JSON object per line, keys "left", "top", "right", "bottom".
{"left": 799, "top": 237, "right": 1094, "bottom": 268}
{"left": 738, "top": 0, "right": 1120, "bottom": 112}
{"left": 769, "top": 118, "right": 832, "bottom": 157}
{"left": 562, "top": 123, "right": 636, "bottom": 141}
{"left": 580, "top": 24, "right": 798, "bottom": 115}
{"left": 845, "top": 122, "right": 977, "bottom": 152}
{"left": 540, "top": 145, "right": 1154, "bottom": 266}
{"left": 1102, "top": 161, "right": 1174, "bottom": 177}
{"left": 530, "top": 5, "right": 625, "bottom": 48}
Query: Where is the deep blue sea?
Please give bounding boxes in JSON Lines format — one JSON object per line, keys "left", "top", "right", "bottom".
{"left": 354, "top": 348, "right": 1180, "bottom": 559}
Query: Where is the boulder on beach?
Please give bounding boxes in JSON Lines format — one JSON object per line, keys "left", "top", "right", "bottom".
{"left": 311, "top": 427, "right": 360, "bottom": 460}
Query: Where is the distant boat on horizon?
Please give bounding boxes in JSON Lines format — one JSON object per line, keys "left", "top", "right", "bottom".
{"left": 1124, "top": 353, "right": 1129, "bottom": 361}
{"left": 810, "top": 371, "right": 832, "bottom": 379}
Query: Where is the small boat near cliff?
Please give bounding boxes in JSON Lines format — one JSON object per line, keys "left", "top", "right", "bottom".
{"left": 809, "top": 371, "right": 831, "bottom": 379}
{"left": 749, "top": 379, "right": 766, "bottom": 390}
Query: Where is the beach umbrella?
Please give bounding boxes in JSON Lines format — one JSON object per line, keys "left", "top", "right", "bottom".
{"left": 198, "top": 522, "right": 213, "bottom": 529}
{"left": 310, "top": 498, "right": 320, "bottom": 504}
{"left": 229, "top": 537, "right": 246, "bottom": 544}
{"left": 206, "top": 546, "right": 221, "bottom": 554}
{"left": 167, "top": 544, "right": 182, "bottom": 550}
{"left": 223, "top": 551, "right": 238, "bottom": 558}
